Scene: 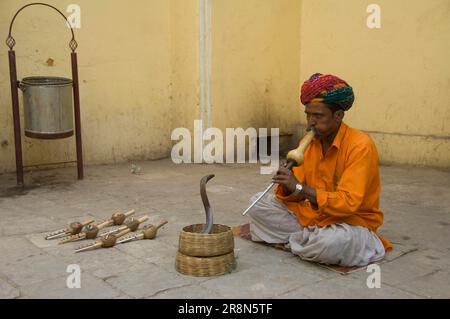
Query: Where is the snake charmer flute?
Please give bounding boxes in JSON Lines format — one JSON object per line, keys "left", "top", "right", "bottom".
{"left": 74, "top": 215, "right": 149, "bottom": 253}
{"left": 59, "top": 209, "right": 135, "bottom": 244}
{"left": 242, "top": 128, "right": 315, "bottom": 216}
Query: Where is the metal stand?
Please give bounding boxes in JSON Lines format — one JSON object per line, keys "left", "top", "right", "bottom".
{"left": 5, "top": 3, "right": 83, "bottom": 186}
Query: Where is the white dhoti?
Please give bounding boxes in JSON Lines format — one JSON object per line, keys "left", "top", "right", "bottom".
{"left": 247, "top": 192, "right": 386, "bottom": 267}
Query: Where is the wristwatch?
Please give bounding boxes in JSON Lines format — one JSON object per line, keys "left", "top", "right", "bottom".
{"left": 292, "top": 183, "right": 303, "bottom": 196}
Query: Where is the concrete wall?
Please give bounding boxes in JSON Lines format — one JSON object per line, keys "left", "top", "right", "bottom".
{"left": 211, "top": 0, "right": 301, "bottom": 134}
{"left": 170, "top": 0, "right": 302, "bottom": 159}
{"left": 170, "top": 0, "right": 200, "bottom": 137}
{"left": 1, "top": 0, "right": 448, "bottom": 173}
{"left": 299, "top": 0, "right": 450, "bottom": 167}
{"left": 209, "top": 0, "right": 302, "bottom": 160}
{"left": 0, "top": 0, "right": 302, "bottom": 171}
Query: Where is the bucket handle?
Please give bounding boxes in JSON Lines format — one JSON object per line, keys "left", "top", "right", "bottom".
{"left": 6, "top": 3, "right": 78, "bottom": 52}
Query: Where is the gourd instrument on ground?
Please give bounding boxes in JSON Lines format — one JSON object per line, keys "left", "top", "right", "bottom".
{"left": 116, "top": 220, "right": 168, "bottom": 244}
{"left": 45, "top": 219, "right": 95, "bottom": 240}
{"left": 74, "top": 215, "right": 149, "bottom": 253}
{"left": 59, "top": 209, "right": 135, "bottom": 244}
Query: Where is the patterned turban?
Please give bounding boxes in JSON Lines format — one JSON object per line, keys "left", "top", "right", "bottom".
{"left": 300, "top": 73, "right": 355, "bottom": 111}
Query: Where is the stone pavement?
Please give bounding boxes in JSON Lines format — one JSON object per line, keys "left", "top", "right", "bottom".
{"left": 0, "top": 159, "right": 449, "bottom": 299}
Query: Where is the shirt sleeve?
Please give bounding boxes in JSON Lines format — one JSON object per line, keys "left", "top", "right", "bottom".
{"left": 316, "top": 140, "right": 377, "bottom": 217}
{"left": 275, "top": 164, "right": 306, "bottom": 202}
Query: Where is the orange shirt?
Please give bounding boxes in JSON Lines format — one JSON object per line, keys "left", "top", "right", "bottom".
{"left": 275, "top": 122, "right": 392, "bottom": 251}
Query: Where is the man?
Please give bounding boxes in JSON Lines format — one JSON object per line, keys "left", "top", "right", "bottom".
{"left": 247, "top": 73, "right": 392, "bottom": 267}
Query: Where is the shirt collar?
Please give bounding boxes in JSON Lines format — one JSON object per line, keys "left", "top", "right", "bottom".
{"left": 332, "top": 122, "right": 348, "bottom": 150}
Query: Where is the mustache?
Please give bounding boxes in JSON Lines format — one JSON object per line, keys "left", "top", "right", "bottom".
{"left": 306, "top": 126, "right": 319, "bottom": 136}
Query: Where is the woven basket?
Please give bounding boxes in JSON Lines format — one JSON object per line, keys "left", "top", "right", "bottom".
{"left": 175, "top": 250, "right": 235, "bottom": 277}
{"left": 178, "top": 224, "right": 234, "bottom": 257}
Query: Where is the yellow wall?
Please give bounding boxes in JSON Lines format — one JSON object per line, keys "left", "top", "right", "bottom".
{"left": 170, "top": 0, "right": 200, "bottom": 136}
{"left": 211, "top": 0, "right": 301, "bottom": 134}
{"left": 1, "top": 0, "right": 449, "bottom": 173}
{"left": 299, "top": 0, "right": 450, "bottom": 167}
{"left": 0, "top": 0, "right": 173, "bottom": 173}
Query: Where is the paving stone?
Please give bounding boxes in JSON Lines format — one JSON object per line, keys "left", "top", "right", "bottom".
{"left": 0, "top": 216, "right": 61, "bottom": 236}
{"left": 43, "top": 245, "right": 150, "bottom": 279}
{"left": 114, "top": 238, "right": 177, "bottom": 266}
{"left": 36, "top": 205, "right": 93, "bottom": 223}
{"left": 402, "top": 248, "right": 450, "bottom": 270}
{"left": 26, "top": 233, "right": 61, "bottom": 249}
{"left": 273, "top": 290, "right": 311, "bottom": 299}
{"left": 199, "top": 260, "right": 324, "bottom": 299}
{"left": 375, "top": 251, "right": 443, "bottom": 286}
{"left": 233, "top": 238, "right": 337, "bottom": 279}
{"left": 4, "top": 194, "right": 58, "bottom": 213}
{"left": 0, "top": 200, "right": 36, "bottom": 220}
{"left": 150, "top": 284, "right": 226, "bottom": 299}
{"left": 290, "top": 274, "right": 424, "bottom": 299}
{"left": 20, "top": 273, "right": 123, "bottom": 299}
{"left": 0, "top": 237, "right": 43, "bottom": 263}
{"left": 0, "top": 277, "right": 20, "bottom": 299}
{"left": 106, "top": 265, "right": 201, "bottom": 298}
{"left": 395, "top": 270, "right": 450, "bottom": 299}
{"left": 0, "top": 253, "right": 68, "bottom": 286}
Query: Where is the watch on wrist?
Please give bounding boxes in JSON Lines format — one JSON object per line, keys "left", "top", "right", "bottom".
{"left": 292, "top": 183, "right": 303, "bottom": 196}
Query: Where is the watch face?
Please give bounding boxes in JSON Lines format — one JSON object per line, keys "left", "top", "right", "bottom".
{"left": 296, "top": 184, "right": 303, "bottom": 192}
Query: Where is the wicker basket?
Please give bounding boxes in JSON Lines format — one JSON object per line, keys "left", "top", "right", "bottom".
{"left": 176, "top": 223, "right": 235, "bottom": 277}
{"left": 178, "top": 224, "right": 234, "bottom": 257}
{"left": 175, "top": 250, "right": 235, "bottom": 277}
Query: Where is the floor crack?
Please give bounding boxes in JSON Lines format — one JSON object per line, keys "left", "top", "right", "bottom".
{"left": 144, "top": 282, "right": 195, "bottom": 298}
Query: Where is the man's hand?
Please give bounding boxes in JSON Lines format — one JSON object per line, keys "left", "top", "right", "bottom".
{"left": 273, "top": 161, "right": 317, "bottom": 205}
{"left": 272, "top": 160, "right": 298, "bottom": 195}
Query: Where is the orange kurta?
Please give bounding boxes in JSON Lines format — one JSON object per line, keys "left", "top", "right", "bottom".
{"left": 275, "top": 122, "right": 392, "bottom": 251}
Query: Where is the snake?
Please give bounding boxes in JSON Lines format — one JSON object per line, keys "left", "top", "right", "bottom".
{"left": 200, "top": 174, "right": 215, "bottom": 234}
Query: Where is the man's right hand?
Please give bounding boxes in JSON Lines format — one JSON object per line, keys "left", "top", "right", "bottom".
{"left": 273, "top": 160, "right": 296, "bottom": 195}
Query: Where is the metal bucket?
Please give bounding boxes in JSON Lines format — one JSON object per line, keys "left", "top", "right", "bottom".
{"left": 19, "top": 76, "right": 74, "bottom": 139}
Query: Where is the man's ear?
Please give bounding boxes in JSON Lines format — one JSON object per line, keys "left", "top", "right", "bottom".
{"left": 334, "top": 109, "right": 345, "bottom": 122}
